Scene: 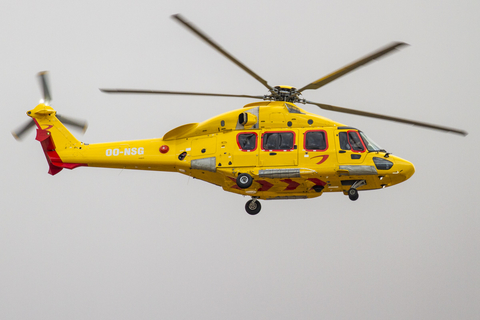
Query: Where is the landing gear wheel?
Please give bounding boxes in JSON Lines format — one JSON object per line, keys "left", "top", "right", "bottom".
{"left": 237, "top": 173, "right": 253, "bottom": 189}
{"left": 348, "top": 188, "right": 359, "bottom": 201}
{"left": 245, "top": 199, "right": 261, "bottom": 215}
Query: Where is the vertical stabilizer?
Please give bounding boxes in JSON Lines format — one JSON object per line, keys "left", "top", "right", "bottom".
{"left": 28, "top": 103, "right": 86, "bottom": 175}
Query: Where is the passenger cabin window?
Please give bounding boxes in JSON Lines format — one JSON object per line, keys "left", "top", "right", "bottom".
{"left": 339, "top": 131, "right": 365, "bottom": 152}
{"left": 262, "top": 132, "right": 295, "bottom": 151}
{"left": 237, "top": 132, "right": 257, "bottom": 151}
{"left": 304, "top": 130, "right": 327, "bottom": 151}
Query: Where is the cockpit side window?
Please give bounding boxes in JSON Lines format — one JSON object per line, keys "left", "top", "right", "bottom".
{"left": 304, "top": 130, "right": 328, "bottom": 151}
{"left": 348, "top": 131, "right": 365, "bottom": 152}
{"left": 339, "top": 131, "right": 365, "bottom": 152}
{"left": 237, "top": 132, "right": 257, "bottom": 151}
{"left": 339, "top": 132, "right": 351, "bottom": 150}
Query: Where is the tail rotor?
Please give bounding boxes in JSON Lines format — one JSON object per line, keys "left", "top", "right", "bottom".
{"left": 12, "top": 71, "right": 88, "bottom": 140}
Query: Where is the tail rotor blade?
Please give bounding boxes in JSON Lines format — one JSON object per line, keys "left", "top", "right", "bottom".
{"left": 12, "top": 119, "right": 36, "bottom": 140}
{"left": 57, "top": 114, "right": 88, "bottom": 133}
{"left": 38, "top": 71, "right": 52, "bottom": 104}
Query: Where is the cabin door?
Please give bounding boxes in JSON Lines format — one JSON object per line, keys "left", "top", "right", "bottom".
{"left": 258, "top": 129, "right": 298, "bottom": 167}
{"left": 335, "top": 129, "right": 367, "bottom": 164}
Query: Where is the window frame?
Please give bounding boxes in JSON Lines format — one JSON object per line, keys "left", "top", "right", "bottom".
{"left": 261, "top": 131, "right": 296, "bottom": 152}
{"left": 236, "top": 132, "right": 258, "bottom": 152}
{"left": 339, "top": 132, "right": 351, "bottom": 150}
{"left": 339, "top": 130, "right": 367, "bottom": 153}
{"left": 347, "top": 130, "right": 366, "bottom": 153}
{"left": 303, "top": 130, "right": 328, "bottom": 152}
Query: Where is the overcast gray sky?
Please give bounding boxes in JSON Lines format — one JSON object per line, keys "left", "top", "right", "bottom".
{"left": 1, "top": 0, "right": 479, "bottom": 319}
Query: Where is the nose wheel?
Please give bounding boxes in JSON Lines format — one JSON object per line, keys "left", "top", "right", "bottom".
{"left": 347, "top": 180, "right": 366, "bottom": 201}
{"left": 348, "top": 188, "right": 359, "bottom": 201}
{"left": 245, "top": 198, "right": 261, "bottom": 215}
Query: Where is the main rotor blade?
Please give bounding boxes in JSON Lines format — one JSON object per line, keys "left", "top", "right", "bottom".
{"left": 306, "top": 101, "right": 468, "bottom": 136}
{"left": 172, "top": 14, "right": 273, "bottom": 92}
{"left": 56, "top": 115, "right": 88, "bottom": 133}
{"left": 298, "top": 42, "right": 408, "bottom": 93}
{"left": 12, "top": 119, "right": 36, "bottom": 140}
{"left": 100, "top": 88, "right": 264, "bottom": 100}
{"left": 38, "top": 71, "right": 52, "bottom": 104}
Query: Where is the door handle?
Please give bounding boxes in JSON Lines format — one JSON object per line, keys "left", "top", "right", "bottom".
{"left": 269, "top": 152, "right": 277, "bottom": 156}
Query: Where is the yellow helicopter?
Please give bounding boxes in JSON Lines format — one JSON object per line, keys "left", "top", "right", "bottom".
{"left": 13, "top": 14, "right": 467, "bottom": 215}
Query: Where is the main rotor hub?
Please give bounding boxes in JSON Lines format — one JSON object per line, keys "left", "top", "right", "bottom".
{"left": 264, "top": 86, "right": 305, "bottom": 104}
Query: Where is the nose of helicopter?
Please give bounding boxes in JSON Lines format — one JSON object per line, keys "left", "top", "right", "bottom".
{"left": 400, "top": 158, "right": 415, "bottom": 180}
{"left": 390, "top": 156, "right": 415, "bottom": 185}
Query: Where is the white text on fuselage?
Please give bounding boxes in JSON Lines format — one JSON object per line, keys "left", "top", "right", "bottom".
{"left": 106, "top": 147, "right": 145, "bottom": 156}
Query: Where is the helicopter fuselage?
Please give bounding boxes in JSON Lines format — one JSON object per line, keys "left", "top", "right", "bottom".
{"left": 29, "top": 101, "right": 415, "bottom": 201}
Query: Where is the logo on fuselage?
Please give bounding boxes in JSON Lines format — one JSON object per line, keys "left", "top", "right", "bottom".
{"left": 311, "top": 154, "right": 329, "bottom": 164}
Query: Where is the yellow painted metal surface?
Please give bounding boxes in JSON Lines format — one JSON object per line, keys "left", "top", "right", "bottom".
{"left": 27, "top": 101, "right": 415, "bottom": 200}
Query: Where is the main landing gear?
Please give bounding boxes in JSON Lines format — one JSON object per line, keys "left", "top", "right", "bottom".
{"left": 236, "top": 173, "right": 253, "bottom": 189}
{"left": 245, "top": 198, "right": 261, "bottom": 215}
{"left": 236, "top": 173, "right": 261, "bottom": 215}
{"left": 347, "top": 180, "right": 366, "bottom": 201}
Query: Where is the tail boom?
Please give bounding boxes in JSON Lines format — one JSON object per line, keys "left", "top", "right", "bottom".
{"left": 28, "top": 104, "right": 177, "bottom": 175}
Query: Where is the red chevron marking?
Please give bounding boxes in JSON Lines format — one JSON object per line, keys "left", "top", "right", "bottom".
{"left": 308, "top": 178, "right": 327, "bottom": 187}
{"left": 228, "top": 177, "right": 241, "bottom": 189}
{"left": 256, "top": 180, "right": 273, "bottom": 191}
{"left": 281, "top": 179, "right": 300, "bottom": 191}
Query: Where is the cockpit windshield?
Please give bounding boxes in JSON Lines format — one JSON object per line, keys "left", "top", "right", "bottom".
{"left": 359, "top": 131, "right": 384, "bottom": 152}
